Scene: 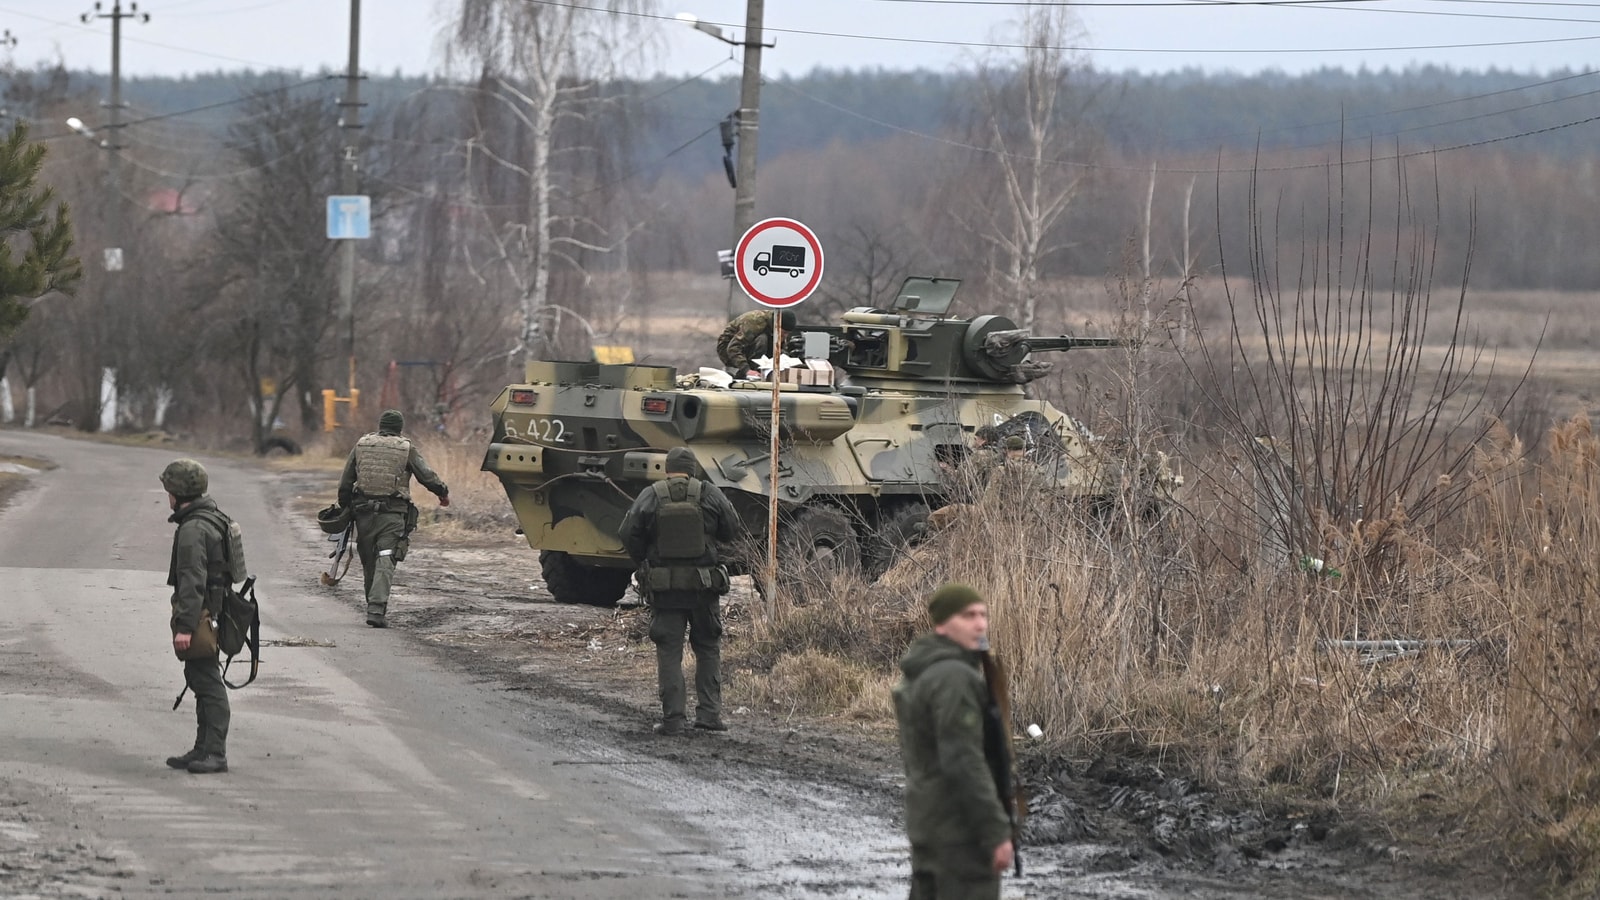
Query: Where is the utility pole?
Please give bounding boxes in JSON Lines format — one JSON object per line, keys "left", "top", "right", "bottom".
{"left": 728, "top": 0, "right": 764, "bottom": 320}
{"left": 338, "top": 0, "right": 363, "bottom": 408}
{"left": 81, "top": 2, "right": 148, "bottom": 433}
{"left": 81, "top": 1, "right": 148, "bottom": 273}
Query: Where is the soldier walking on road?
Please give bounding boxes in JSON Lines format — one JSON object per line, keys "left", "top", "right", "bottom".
{"left": 161, "top": 459, "right": 233, "bottom": 775}
{"left": 716, "top": 309, "right": 797, "bottom": 376}
{"left": 338, "top": 409, "right": 450, "bottom": 628}
{"left": 893, "top": 584, "right": 1016, "bottom": 899}
{"left": 619, "top": 447, "right": 740, "bottom": 736}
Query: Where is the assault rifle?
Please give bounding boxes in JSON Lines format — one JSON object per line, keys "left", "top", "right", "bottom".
{"left": 321, "top": 523, "right": 354, "bottom": 586}
{"left": 977, "top": 639, "right": 1026, "bottom": 877}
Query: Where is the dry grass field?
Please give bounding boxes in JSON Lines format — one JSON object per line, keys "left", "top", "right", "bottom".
{"left": 263, "top": 271, "right": 1600, "bottom": 894}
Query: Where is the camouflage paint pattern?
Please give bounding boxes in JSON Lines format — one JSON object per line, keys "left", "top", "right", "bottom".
{"left": 482, "top": 280, "right": 1181, "bottom": 573}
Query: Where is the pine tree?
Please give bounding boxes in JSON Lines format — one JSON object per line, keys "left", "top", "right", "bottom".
{"left": 0, "top": 121, "right": 81, "bottom": 340}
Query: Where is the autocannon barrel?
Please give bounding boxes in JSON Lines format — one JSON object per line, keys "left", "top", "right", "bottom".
{"left": 982, "top": 329, "right": 1127, "bottom": 356}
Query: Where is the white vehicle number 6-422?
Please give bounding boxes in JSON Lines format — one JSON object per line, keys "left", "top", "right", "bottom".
{"left": 510, "top": 416, "right": 567, "bottom": 444}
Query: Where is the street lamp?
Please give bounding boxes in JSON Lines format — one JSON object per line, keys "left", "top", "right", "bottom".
{"left": 65, "top": 116, "right": 108, "bottom": 148}
{"left": 674, "top": 12, "right": 733, "bottom": 45}
{"left": 678, "top": 6, "right": 771, "bottom": 317}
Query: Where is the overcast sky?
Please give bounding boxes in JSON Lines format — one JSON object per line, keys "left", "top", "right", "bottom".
{"left": 1, "top": 0, "right": 1593, "bottom": 80}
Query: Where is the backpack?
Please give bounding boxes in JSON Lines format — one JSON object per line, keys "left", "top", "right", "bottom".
{"left": 191, "top": 509, "right": 261, "bottom": 689}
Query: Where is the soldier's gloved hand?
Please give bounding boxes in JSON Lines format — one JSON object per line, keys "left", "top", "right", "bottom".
{"left": 439, "top": 495, "right": 451, "bottom": 508}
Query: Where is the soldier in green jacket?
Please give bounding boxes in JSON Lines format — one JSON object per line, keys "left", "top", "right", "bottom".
{"left": 161, "top": 459, "right": 232, "bottom": 775}
{"left": 619, "top": 447, "right": 740, "bottom": 735}
{"left": 716, "top": 309, "right": 796, "bottom": 375}
{"left": 892, "top": 583, "right": 1014, "bottom": 899}
{"left": 338, "top": 409, "right": 450, "bottom": 627}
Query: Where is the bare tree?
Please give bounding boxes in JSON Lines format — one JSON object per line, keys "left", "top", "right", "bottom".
{"left": 955, "top": 7, "right": 1095, "bottom": 331}
{"left": 446, "top": 0, "right": 655, "bottom": 366}
{"left": 190, "top": 85, "right": 343, "bottom": 449}
{"left": 1182, "top": 154, "right": 1528, "bottom": 582}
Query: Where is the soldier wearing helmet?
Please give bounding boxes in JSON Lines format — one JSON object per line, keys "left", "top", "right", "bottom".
{"left": 716, "top": 309, "right": 798, "bottom": 376}
{"left": 618, "top": 447, "right": 740, "bottom": 736}
{"left": 336, "top": 409, "right": 450, "bottom": 627}
{"left": 159, "top": 458, "right": 232, "bottom": 775}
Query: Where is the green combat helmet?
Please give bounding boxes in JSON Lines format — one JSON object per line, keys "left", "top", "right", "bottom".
{"left": 159, "top": 458, "right": 209, "bottom": 499}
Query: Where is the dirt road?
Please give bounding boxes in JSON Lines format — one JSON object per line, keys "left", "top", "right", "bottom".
{"left": 0, "top": 430, "right": 1527, "bottom": 899}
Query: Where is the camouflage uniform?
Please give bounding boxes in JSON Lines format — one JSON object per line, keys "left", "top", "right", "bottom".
{"left": 893, "top": 631, "right": 1011, "bottom": 898}
{"left": 161, "top": 459, "right": 232, "bottom": 775}
{"left": 716, "top": 309, "right": 795, "bottom": 373}
{"left": 619, "top": 447, "right": 739, "bottom": 734}
{"left": 338, "top": 410, "right": 449, "bottom": 627}
{"left": 979, "top": 437, "right": 1053, "bottom": 511}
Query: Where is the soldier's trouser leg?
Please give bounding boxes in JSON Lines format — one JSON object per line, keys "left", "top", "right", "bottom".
{"left": 355, "top": 509, "right": 405, "bottom": 620}
{"left": 649, "top": 608, "right": 690, "bottom": 725}
{"left": 908, "top": 843, "right": 999, "bottom": 900}
{"left": 687, "top": 600, "right": 723, "bottom": 723}
{"left": 184, "top": 657, "right": 230, "bottom": 758}
{"left": 355, "top": 513, "right": 379, "bottom": 599}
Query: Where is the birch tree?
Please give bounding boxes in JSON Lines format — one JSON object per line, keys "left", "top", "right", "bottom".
{"left": 959, "top": 7, "right": 1094, "bottom": 331}
{"left": 447, "top": 0, "right": 653, "bottom": 366}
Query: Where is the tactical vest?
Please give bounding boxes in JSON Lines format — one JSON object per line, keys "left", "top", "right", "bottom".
{"left": 190, "top": 508, "right": 249, "bottom": 585}
{"left": 645, "top": 478, "right": 728, "bottom": 595}
{"left": 354, "top": 433, "right": 413, "bottom": 499}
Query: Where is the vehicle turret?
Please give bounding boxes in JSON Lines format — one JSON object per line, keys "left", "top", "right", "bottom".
{"left": 482, "top": 275, "right": 1179, "bottom": 607}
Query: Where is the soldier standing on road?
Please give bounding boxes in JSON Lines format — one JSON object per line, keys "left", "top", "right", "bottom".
{"left": 338, "top": 409, "right": 450, "bottom": 628}
{"left": 892, "top": 583, "right": 1015, "bottom": 899}
{"left": 618, "top": 447, "right": 740, "bottom": 736}
{"left": 161, "top": 459, "right": 233, "bottom": 775}
{"left": 717, "top": 309, "right": 797, "bottom": 376}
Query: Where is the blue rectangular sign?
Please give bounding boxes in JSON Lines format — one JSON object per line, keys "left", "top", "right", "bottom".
{"left": 326, "top": 195, "right": 371, "bottom": 239}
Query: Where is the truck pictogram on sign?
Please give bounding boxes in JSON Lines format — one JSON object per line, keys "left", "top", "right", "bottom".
{"left": 754, "top": 244, "right": 806, "bottom": 277}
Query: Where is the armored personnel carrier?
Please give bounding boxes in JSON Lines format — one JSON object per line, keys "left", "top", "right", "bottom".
{"left": 482, "top": 277, "right": 1179, "bottom": 605}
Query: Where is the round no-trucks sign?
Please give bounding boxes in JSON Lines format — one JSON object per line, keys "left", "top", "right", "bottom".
{"left": 735, "top": 217, "right": 825, "bottom": 308}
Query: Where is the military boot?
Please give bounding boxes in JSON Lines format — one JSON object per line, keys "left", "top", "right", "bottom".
{"left": 165, "top": 748, "right": 202, "bottom": 769}
{"left": 366, "top": 603, "right": 387, "bottom": 628}
{"left": 187, "top": 754, "right": 228, "bottom": 774}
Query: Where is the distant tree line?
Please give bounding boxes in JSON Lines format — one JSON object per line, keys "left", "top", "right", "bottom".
{"left": 1, "top": 28, "right": 1590, "bottom": 444}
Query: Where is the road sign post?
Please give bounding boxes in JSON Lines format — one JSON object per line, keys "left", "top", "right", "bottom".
{"left": 734, "top": 218, "right": 825, "bottom": 616}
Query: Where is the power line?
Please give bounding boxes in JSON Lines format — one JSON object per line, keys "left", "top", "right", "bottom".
{"left": 765, "top": 72, "right": 1600, "bottom": 176}
{"left": 1140, "top": 68, "right": 1600, "bottom": 150}
{"left": 520, "top": 0, "right": 1600, "bottom": 56}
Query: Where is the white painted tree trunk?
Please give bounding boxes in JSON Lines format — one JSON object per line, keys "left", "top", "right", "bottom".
{"left": 99, "top": 368, "right": 118, "bottom": 433}
{"left": 24, "top": 385, "right": 35, "bottom": 428}
{"left": 154, "top": 385, "right": 172, "bottom": 429}
{"left": 0, "top": 375, "right": 12, "bottom": 424}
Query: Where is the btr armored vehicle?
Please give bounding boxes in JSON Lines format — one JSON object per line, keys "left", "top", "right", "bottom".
{"left": 482, "top": 277, "right": 1179, "bottom": 605}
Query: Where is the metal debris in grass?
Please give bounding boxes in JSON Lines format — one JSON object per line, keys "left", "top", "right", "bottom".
{"left": 1318, "top": 638, "right": 1478, "bottom": 665}
{"left": 261, "top": 637, "right": 337, "bottom": 648}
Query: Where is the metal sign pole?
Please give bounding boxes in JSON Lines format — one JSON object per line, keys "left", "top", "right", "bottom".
{"left": 765, "top": 310, "right": 783, "bottom": 615}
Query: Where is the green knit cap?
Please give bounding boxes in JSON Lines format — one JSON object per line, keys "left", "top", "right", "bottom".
{"left": 928, "top": 583, "right": 983, "bottom": 624}
{"left": 378, "top": 409, "right": 404, "bottom": 433}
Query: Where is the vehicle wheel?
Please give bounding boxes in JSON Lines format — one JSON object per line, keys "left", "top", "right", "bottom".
{"left": 789, "top": 268, "right": 800, "bottom": 278}
{"left": 865, "top": 503, "right": 931, "bottom": 579}
{"left": 757, "top": 265, "right": 769, "bottom": 276}
{"left": 539, "top": 550, "right": 633, "bottom": 607}
{"left": 258, "top": 435, "right": 302, "bottom": 456}
{"left": 777, "top": 506, "right": 861, "bottom": 596}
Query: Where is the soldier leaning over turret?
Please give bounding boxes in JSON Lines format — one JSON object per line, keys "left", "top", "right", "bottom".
{"left": 717, "top": 309, "right": 797, "bottom": 376}
{"left": 337, "top": 409, "right": 449, "bottom": 628}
